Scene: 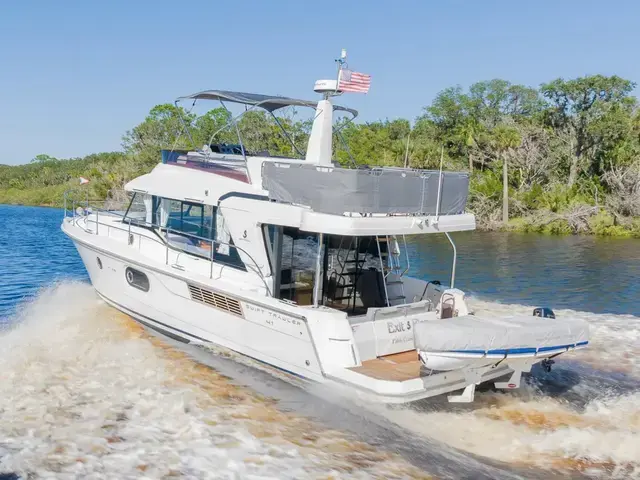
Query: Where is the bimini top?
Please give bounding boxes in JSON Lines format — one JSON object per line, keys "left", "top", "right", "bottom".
{"left": 177, "top": 90, "right": 358, "bottom": 117}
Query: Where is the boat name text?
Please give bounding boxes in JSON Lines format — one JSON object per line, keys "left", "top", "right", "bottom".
{"left": 244, "top": 303, "right": 302, "bottom": 327}
{"left": 387, "top": 320, "right": 412, "bottom": 334}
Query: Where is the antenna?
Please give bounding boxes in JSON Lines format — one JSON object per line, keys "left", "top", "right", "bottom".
{"left": 315, "top": 49, "right": 348, "bottom": 96}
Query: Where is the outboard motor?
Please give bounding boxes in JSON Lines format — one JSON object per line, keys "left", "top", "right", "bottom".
{"left": 533, "top": 307, "right": 555, "bottom": 319}
{"left": 533, "top": 307, "right": 556, "bottom": 372}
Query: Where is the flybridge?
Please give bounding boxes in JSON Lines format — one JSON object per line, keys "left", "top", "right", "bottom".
{"left": 160, "top": 149, "right": 471, "bottom": 217}
{"left": 162, "top": 80, "right": 470, "bottom": 216}
{"left": 161, "top": 52, "right": 471, "bottom": 218}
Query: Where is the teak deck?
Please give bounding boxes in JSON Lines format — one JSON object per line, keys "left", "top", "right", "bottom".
{"left": 349, "top": 350, "right": 423, "bottom": 381}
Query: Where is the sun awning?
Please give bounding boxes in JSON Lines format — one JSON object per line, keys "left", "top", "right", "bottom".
{"left": 176, "top": 90, "right": 358, "bottom": 117}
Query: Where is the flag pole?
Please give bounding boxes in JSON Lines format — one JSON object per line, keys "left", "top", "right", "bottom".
{"left": 334, "top": 49, "right": 347, "bottom": 96}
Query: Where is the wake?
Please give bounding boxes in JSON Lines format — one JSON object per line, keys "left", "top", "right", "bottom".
{"left": 361, "top": 297, "right": 640, "bottom": 479}
{"left": 0, "top": 282, "right": 428, "bottom": 479}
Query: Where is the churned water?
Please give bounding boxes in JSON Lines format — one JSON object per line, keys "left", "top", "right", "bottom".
{"left": 1, "top": 204, "right": 639, "bottom": 479}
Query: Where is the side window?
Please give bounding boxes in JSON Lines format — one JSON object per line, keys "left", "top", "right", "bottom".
{"left": 212, "top": 207, "right": 246, "bottom": 270}
{"left": 166, "top": 199, "right": 184, "bottom": 232}
{"left": 275, "top": 227, "right": 321, "bottom": 306}
{"left": 123, "top": 193, "right": 151, "bottom": 225}
{"left": 181, "top": 203, "right": 204, "bottom": 236}
{"left": 156, "top": 197, "right": 246, "bottom": 271}
{"left": 203, "top": 205, "right": 214, "bottom": 239}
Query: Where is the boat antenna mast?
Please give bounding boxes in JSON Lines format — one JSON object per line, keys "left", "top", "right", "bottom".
{"left": 332, "top": 49, "right": 348, "bottom": 98}
{"left": 306, "top": 50, "right": 347, "bottom": 165}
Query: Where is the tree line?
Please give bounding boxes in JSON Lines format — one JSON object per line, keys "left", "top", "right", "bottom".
{"left": 2, "top": 74, "right": 640, "bottom": 237}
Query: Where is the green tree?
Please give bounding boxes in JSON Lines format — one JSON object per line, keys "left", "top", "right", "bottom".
{"left": 540, "top": 75, "right": 636, "bottom": 186}
{"left": 122, "top": 104, "right": 196, "bottom": 165}
{"left": 191, "top": 107, "right": 235, "bottom": 147}
{"left": 423, "top": 79, "right": 539, "bottom": 172}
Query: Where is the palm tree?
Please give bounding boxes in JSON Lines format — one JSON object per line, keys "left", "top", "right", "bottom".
{"left": 455, "top": 118, "right": 483, "bottom": 173}
{"left": 491, "top": 125, "right": 522, "bottom": 223}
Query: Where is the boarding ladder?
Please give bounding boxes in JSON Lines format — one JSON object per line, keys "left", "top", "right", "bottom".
{"left": 376, "top": 235, "right": 408, "bottom": 306}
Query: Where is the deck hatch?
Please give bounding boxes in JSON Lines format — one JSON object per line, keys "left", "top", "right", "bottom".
{"left": 187, "top": 284, "right": 244, "bottom": 317}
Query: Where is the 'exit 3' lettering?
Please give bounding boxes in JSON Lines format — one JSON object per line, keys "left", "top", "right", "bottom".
{"left": 387, "top": 320, "right": 411, "bottom": 334}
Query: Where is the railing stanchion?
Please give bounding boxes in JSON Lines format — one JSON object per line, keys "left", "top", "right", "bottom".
{"left": 312, "top": 233, "right": 324, "bottom": 307}
{"left": 376, "top": 236, "right": 390, "bottom": 307}
{"left": 214, "top": 240, "right": 216, "bottom": 279}
{"left": 96, "top": 210, "right": 99, "bottom": 235}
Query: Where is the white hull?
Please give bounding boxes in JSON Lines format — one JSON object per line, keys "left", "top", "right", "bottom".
{"left": 70, "top": 236, "right": 326, "bottom": 383}
{"left": 63, "top": 217, "right": 525, "bottom": 403}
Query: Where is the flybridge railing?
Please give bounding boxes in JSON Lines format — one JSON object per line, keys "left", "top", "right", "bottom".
{"left": 62, "top": 192, "right": 272, "bottom": 295}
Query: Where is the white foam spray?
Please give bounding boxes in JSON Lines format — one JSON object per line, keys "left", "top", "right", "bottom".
{"left": 0, "top": 282, "right": 428, "bottom": 479}
{"left": 364, "top": 297, "right": 640, "bottom": 479}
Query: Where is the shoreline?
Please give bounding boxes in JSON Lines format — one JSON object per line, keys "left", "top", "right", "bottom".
{"left": 2, "top": 200, "right": 638, "bottom": 238}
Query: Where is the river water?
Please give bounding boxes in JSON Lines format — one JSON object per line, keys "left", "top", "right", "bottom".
{"left": 0, "top": 204, "right": 639, "bottom": 479}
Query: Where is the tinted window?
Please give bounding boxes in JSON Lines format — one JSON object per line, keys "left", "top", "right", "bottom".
{"left": 158, "top": 198, "right": 246, "bottom": 271}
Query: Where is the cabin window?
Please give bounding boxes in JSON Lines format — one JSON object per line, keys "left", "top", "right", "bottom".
{"left": 155, "top": 197, "right": 245, "bottom": 270}
{"left": 165, "top": 200, "right": 211, "bottom": 238}
{"left": 263, "top": 225, "right": 322, "bottom": 306}
{"left": 263, "top": 227, "right": 388, "bottom": 313}
{"left": 123, "top": 192, "right": 152, "bottom": 226}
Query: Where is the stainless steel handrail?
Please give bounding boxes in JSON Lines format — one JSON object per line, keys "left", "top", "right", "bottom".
{"left": 444, "top": 232, "right": 457, "bottom": 288}
{"left": 64, "top": 195, "right": 272, "bottom": 295}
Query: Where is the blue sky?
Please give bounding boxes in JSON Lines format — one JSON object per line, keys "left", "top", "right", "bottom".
{"left": 1, "top": 0, "right": 639, "bottom": 165}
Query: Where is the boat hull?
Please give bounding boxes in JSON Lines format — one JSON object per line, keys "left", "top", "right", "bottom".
{"left": 67, "top": 233, "right": 327, "bottom": 384}
{"left": 62, "top": 217, "right": 571, "bottom": 404}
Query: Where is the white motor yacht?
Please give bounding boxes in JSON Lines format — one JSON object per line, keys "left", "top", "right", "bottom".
{"left": 61, "top": 62, "right": 589, "bottom": 403}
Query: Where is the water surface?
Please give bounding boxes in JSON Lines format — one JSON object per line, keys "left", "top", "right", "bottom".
{"left": 409, "top": 231, "right": 640, "bottom": 315}
{"left": 1, "top": 204, "right": 639, "bottom": 479}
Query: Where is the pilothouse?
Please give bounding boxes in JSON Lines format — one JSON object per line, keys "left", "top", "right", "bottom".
{"left": 62, "top": 52, "right": 589, "bottom": 403}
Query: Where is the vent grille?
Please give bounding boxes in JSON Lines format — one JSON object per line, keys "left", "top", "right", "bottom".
{"left": 188, "top": 284, "right": 244, "bottom": 317}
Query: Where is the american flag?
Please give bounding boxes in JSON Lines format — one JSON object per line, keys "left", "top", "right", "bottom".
{"left": 338, "top": 69, "right": 371, "bottom": 93}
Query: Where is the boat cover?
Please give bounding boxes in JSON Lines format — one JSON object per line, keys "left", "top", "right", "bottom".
{"left": 413, "top": 314, "right": 589, "bottom": 355}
